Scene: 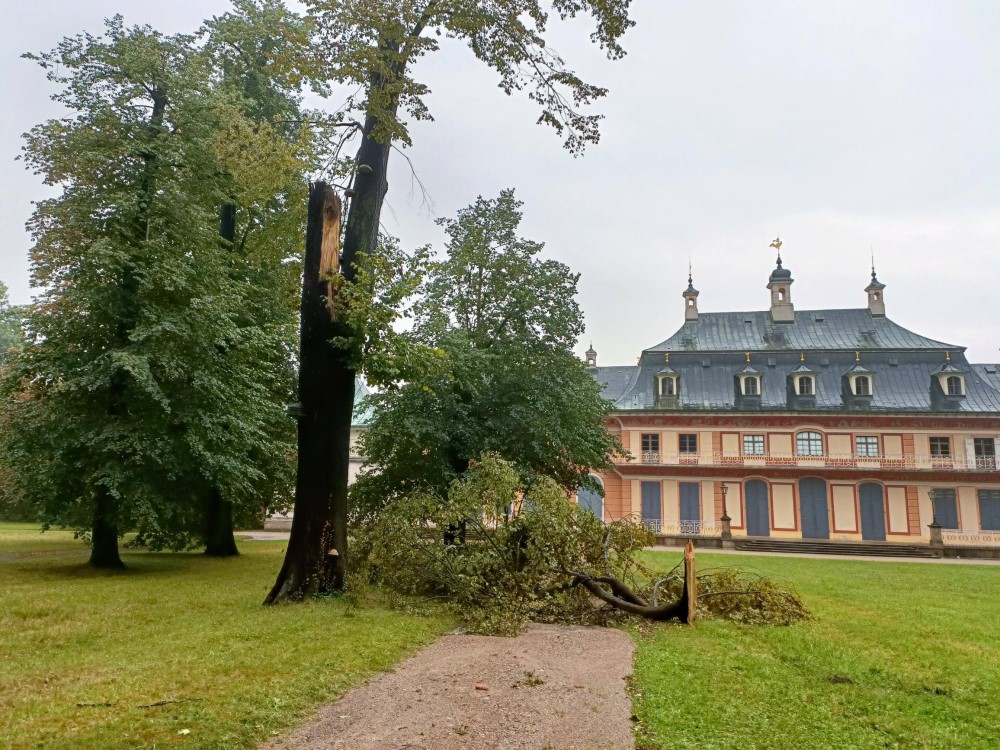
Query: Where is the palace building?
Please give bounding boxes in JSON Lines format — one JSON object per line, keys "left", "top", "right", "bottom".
{"left": 582, "top": 246, "right": 1000, "bottom": 552}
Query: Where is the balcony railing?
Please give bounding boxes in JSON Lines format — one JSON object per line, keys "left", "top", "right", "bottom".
{"left": 631, "top": 451, "right": 997, "bottom": 472}
{"left": 639, "top": 519, "right": 721, "bottom": 537}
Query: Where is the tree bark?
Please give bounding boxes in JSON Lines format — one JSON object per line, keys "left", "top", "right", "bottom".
{"left": 201, "top": 203, "right": 240, "bottom": 557}
{"left": 266, "top": 47, "right": 399, "bottom": 602}
{"left": 90, "top": 486, "right": 124, "bottom": 569}
{"left": 204, "top": 487, "right": 239, "bottom": 557}
{"left": 265, "top": 183, "right": 347, "bottom": 602}
{"left": 571, "top": 542, "right": 697, "bottom": 623}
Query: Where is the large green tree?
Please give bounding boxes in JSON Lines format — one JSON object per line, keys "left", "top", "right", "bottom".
{"left": 4, "top": 14, "right": 309, "bottom": 566}
{"left": 0, "top": 282, "right": 25, "bottom": 366}
{"left": 269, "top": 0, "right": 636, "bottom": 601}
{"left": 351, "top": 190, "right": 620, "bottom": 517}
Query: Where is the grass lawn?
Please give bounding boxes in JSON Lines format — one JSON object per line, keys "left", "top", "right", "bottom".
{"left": 0, "top": 523, "right": 452, "bottom": 750}
{"left": 632, "top": 551, "right": 1000, "bottom": 750}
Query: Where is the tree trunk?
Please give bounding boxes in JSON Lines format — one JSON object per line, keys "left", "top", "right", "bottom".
{"left": 266, "top": 183, "right": 348, "bottom": 602}
{"left": 265, "top": 60, "right": 397, "bottom": 603}
{"left": 201, "top": 203, "right": 241, "bottom": 557}
{"left": 90, "top": 486, "right": 124, "bottom": 569}
{"left": 204, "top": 487, "right": 239, "bottom": 557}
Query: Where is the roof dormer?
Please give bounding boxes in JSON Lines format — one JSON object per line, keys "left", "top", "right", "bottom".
{"left": 786, "top": 354, "right": 818, "bottom": 409}
{"left": 735, "top": 353, "right": 762, "bottom": 409}
{"left": 843, "top": 352, "right": 875, "bottom": 407}
{"left": 655, "top": 353, "right": 680, "bottom": 408}
{"left": 933, "top": 354, "right": 967, "bottom": 401}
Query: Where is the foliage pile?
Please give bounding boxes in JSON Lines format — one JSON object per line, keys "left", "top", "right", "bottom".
{"left": 352, "top": 454, "right": 810, "bottom": 635}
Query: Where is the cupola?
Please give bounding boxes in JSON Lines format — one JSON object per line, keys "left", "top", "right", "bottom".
{"left": 766, "top": 237, "right": 795, "bottom": 323}
{"left": 682, "top": 267, "right": 699, "bottom": 321}
{"left": 584, "top": 343, "right": 597, "bottom": 368}
{"left": 865, "top": 259, "right": 886, "bottom": 317}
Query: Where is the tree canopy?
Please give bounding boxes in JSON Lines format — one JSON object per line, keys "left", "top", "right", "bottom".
{"left": 352, "top": 190, "right": 620, "bottom": 515}
{"left": 3, "top": 8, "right": 316, "bottom": 563}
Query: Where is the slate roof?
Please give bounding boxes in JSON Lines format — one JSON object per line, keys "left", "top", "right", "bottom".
{"left": 647, "top": 309, "right": 957, "bottom": 352}
{"left": 353, "top": 378, "right": 374, "bottom": 427}
{"left": 590, "top": 366, "right": 640, "bottom": 403}
{"left": 591, "top": 308, "right": 1000, "bottom": 415}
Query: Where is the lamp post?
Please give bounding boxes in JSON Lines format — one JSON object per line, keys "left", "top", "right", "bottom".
{"left": 927, "top": 488, "right": 944, "bottom": 557}
{"left": 720, "top": 482, "right": 733, "bottom": 546}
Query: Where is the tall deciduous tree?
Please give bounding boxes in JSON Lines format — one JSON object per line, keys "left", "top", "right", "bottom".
{"left": 5, "top": 16, "right": 308, "bottom": 566}
{"left": 0, "top": 282, "right": 24, "bottom": 366}
{"left": 351, "top": 190, "right": 620, "bottom": 517}
{"left": 198, "top": 0, "right": 323, "bottom": 555}
{"left": 268, "top": 0, "right": 636, "bottom": 601}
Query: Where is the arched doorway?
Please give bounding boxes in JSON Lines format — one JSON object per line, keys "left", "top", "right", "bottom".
{"left": 577, "top": 475, "right": 604, "bottom": 521}
{"left": 858, "top": 483, "right": 886, "bottom": 541}
{"left": 799, "top": 478, "right": 830, "bottom": 539}
{"left": 745, "top": 480, "right": 770, "bottom": 537}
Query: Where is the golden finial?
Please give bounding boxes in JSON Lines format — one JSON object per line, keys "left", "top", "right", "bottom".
{"left": 770, "top": 236, "right": 783, "bottom": 265}
{"left": 945, "top": 351, "right": 951, "bottom": 363}
{"left": 855, "top": 351, "right": 861, "bottom": 363}
{"left": 800, "top": 352, "right": 805, "bottom": 362}
{"left": 664, "top": 352, "right": 670, "bottom": 364}
{"left": 745, "top": 351, "right": 751, "bottom": 364}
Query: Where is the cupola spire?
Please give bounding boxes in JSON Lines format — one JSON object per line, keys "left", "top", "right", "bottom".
{"left": 682, "top": 261, "right": 700, "bottom": 321}
{"left": 766, "top": 236, "right": 795, "bottom": 323}
{"left": 865, "top": 252, "right": 886, "bottom": 316}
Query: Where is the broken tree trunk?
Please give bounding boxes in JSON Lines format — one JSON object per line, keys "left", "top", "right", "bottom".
{"left": 265, "top": 183, "right": 346, "bottom": 603}
{"left": 572, "top": 541, "right": 698, "bottom": 623}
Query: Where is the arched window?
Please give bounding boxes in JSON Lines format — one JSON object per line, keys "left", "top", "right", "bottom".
{"left": 660, "top": 376, "right": 676, "bottom": 396}
{"left": 796, "top": 431, "right": 824, "bottom": 456}
{"left": 946, "top": 376, "right": 963, "bottom": 396}
{"left": 854, "top": 375, "right": 871, "bottom": 395}
{"left": 798, "top": 376, "right": 813, "bottom": 395}
{"left": 744, "top": 377, "right": 759, "bottom": 395}
{"left": 778, "top": 288, "right": 786, "bottom": 301}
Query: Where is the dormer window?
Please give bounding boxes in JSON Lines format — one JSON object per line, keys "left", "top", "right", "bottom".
{"left": 854, "top": 375, "right": 871, "bottom": 395}
{"left": 743, "top": 376, "right": 759, "bottom": 395}
{"left": 656, "top": 369, "right": 679, "bottom": 398}
{"left": 798, "top": 376, "right": 814, "bottom": 395}
{"left": 946, "top": 376, "right": 962, "bottom": 395}
{"left": 660, "top": 376, "right": 676, "bottom": 396}
{"left": 844, "top": 359, "right": 875, "bottom": 402}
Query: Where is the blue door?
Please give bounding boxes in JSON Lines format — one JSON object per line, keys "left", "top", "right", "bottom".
{"left": 859, "top": 483, "right": 886, "bottom": 541}
{"left": 641, "top": 482, "right": 661, "bottom": 527}
{"left": 745, "top": 480, "right": 770, "bottom": 537}
{"left": 679, "top": 482, "right": 701, "bottom": 524}
{"left": 980, "top": 490, "right": 1000, "bottom": 531}
{"left": 933, "top": 489, "right": 959, "bottom": 529}
{"left": 799, "top": 478, "right": 830, "bottom": 539}
{"left": 577, "top": 484, "right": 603, "bottom": 520}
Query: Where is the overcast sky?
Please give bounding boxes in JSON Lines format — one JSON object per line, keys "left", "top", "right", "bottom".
{"left": 3, "top": 1, "right": 998, "bottom": 365}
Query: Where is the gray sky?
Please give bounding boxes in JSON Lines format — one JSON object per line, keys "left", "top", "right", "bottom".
{"left": 3, "top": 1, "right": 998, "bottom": 365}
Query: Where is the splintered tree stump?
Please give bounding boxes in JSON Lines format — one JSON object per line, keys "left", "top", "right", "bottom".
{"left": 684, "top": 540, "right": 697, "bottom": 624}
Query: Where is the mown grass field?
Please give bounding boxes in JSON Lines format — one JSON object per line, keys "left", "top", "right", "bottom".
{"left": 633, "top": 550, "right": 1000, "bottom": 750}
{"left": 4, "top": 524, "right": 999, "bottom": 750}
{"left": 0, "top": 523, "right": 452, "bottom": 750}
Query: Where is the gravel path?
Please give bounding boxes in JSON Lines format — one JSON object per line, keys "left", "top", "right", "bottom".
{"left": 262, "top": 624, "right": 636, "bottom": 750}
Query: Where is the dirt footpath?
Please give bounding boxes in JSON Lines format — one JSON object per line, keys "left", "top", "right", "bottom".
{"left": 263, "top": 624, "right": 636, "bottom": 750}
